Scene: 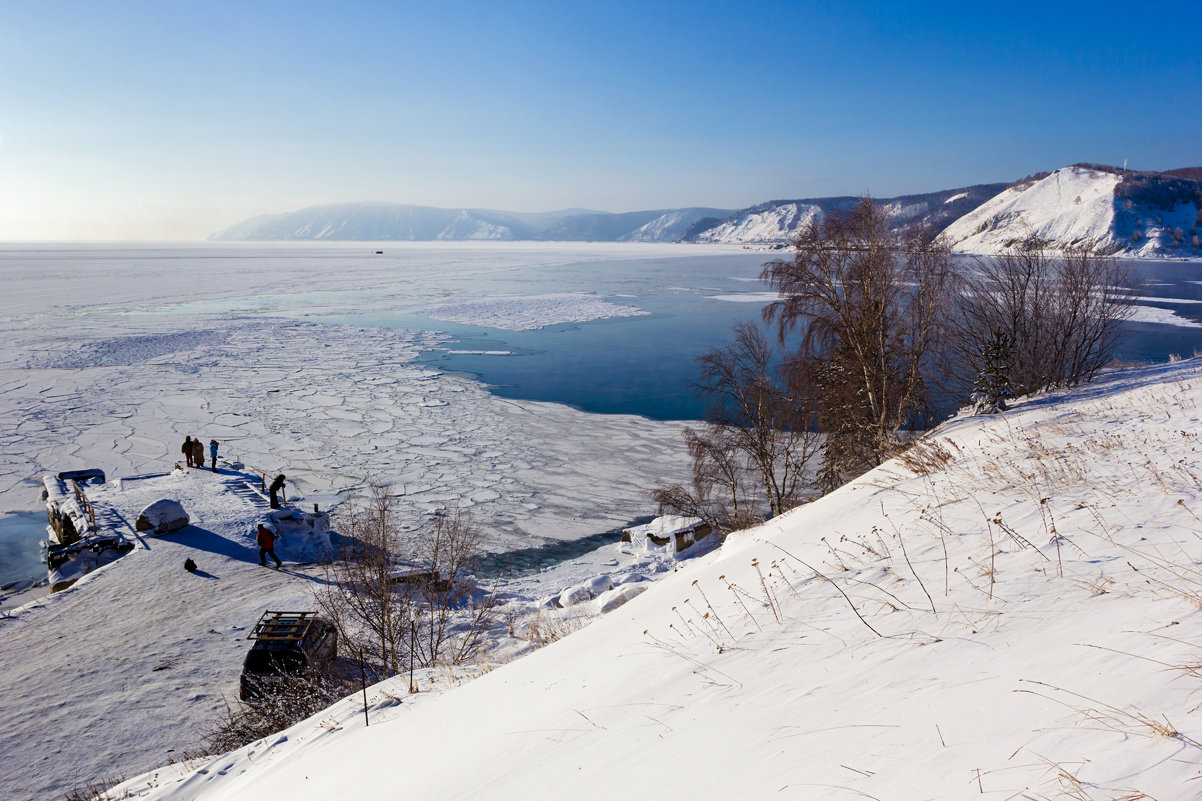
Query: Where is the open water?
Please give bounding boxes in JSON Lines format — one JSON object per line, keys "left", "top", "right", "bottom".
{"left": 316, "top": 253, "right": 1202, "bottom": 420}
{"left": 0, "top": 512, "right": 46, "bottom": 588}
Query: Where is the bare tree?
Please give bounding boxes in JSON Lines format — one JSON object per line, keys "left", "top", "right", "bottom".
{"left": 651, "top": 423, "right": 759, "bottom": 531}
{"left": 761, "top": 197, "right": 954, "bottom": 486}
{"left": 317, "top": 492, "right": 495, "bottom": 680}
{"left": 411, "top": 507, "right": 494, "bottom": 667}
{"left": 315, "top": 486, "right": 412, "bottom": 680}
{"left": 952, "top": 238, "right": 1141, "bottom": 398}
{"left": 695, "top": 322, "right": 820, "bottom": 517}
{"left": 653, "top": 322, "right": 821, "bottom": 526}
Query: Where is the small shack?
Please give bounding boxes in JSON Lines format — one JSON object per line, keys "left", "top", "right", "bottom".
{"left": 621, "top": 515, "right": 717, "bottom": 554}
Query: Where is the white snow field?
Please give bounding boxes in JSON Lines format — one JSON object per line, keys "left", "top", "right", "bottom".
{"left": 939, "top": 165, "right": 1202, "bottom": 259}
{"left": 93, "top": 356, "right": 1202, "bottom": 801}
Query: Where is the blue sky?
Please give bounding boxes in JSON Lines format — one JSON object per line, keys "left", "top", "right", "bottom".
{"left": 1, "top": 0, "right": 1199, "bottom": 240}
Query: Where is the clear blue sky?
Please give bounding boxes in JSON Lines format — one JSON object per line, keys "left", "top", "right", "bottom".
{"left": 1, "top": 0, "right": 1199, "bottom": 240}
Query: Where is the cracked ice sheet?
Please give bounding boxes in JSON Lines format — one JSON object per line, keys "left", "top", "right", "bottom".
{"left": 0, "top": 316, "right": 693, "bottom": 551}
{"left": 420, "top": 293, "right": 648, "bottom": 330}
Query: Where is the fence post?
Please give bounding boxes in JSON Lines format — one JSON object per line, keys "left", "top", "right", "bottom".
{"left": 360, "top": 648, "right": 369, "bottom": 727}
{"left": 409, "top": 620, "right": 416, "bottom": 694}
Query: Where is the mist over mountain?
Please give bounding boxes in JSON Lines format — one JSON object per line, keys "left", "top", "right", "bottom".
{"left": 211, "top": 203, "right": 733, "bottom": 244}
{"left": 212, "top": 165, "right": 1202, "bottom": 256}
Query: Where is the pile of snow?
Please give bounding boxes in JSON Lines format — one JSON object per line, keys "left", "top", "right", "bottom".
{"left": 41, "top": 474, "right": 90, "bottom": 537}
{"left": 266, "top": 507, "right": 331, "bottom": 563}
{"left": 109, "top": 357, "right": 1202, "bottom": 800}
{"left": 135, "top": 498, "right": 190, "bottom": 534}
{"left": 620, "top": 514, "right": 717, "bottom": 554}
{"left": 420, "top": 293, "right": 648, "bottom": 331}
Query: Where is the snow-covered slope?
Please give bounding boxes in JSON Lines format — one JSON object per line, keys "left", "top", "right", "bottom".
{"left": 943, "top": 165, "right": 1202, "bottom": 256}
{"left": 113, "top": 358, "right": 1202, "bottom": 801}
{"left": 691, "top": 200, "right": 832, "bottom": 244}
{"left": 623, "top": 208, "right": 732, "bottom": 242}
{"left": 685, "top": 184, "right": 1007, "bottom": 245}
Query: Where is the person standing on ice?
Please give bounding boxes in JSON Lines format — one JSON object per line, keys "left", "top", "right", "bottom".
{"left": 256, "top": 523, "right": 282, "bottom": 569}
{"left": 209, "top": 439, "right": 219, "bottom": 472}
{"left": 269, "top": 474, "right": 286, "bottom": 509}
{"left": 191, "top": 438, "right": 205, "bottom": 469}
{"left": 182, "top": 436, "right": 194, "bottom": 468}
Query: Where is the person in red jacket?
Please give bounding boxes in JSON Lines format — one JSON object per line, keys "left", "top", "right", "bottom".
{"left": 256, "top": 523, "right": 282, "bottom": 569}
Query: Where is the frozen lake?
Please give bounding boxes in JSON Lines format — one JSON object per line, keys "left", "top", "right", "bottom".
{"left": 1, "top": 242, "right": 1200, "bottom": 585}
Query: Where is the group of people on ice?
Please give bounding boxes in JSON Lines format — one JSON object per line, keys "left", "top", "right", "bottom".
{"left": 181, "top": 436, "right": 219, "bottom": 472}
{"left": 178, "top": 434, "right": 289, "bottom": 568}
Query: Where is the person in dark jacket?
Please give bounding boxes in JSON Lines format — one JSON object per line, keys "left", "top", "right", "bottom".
{"left": 209, "top": 439, "right": 219, "bottom": 472}
{"left": 256, "top": 523, "right": 282, "bottom": 568}
{"left": 191, "top": 438, "right": 205, "bottom": 468}
{"left": 182, "top": 436, "right": 194, "bottom": 468}
{"left": 269, "top": 474, "right": 286, "bottom": 509}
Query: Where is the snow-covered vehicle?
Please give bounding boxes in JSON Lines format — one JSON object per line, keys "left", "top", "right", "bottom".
{"left": 239, "top": 611, "right": 337, "bottom": 703}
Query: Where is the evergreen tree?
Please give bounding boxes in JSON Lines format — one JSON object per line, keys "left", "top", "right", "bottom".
{"left": 970, "top": 331, "right": 1014, "bottom": 414}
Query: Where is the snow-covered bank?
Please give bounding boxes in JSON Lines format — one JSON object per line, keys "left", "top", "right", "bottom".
{"left": 109, "top": 357, "right": 1202, "bottom": 801}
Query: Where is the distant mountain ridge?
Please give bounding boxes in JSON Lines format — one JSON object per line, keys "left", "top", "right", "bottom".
{"left": 210, "top": 203, "right": 733, "bottom": 244}
{"left": 212, "top": 165, "right": 1202, "bottom": 256}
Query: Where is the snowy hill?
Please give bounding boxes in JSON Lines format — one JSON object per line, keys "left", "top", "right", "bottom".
{"left": 680, "top": 184, "right": 1007, "bottom": 245}
{"left": 942, "top": 164, "right": 1202, "bottom": 256}
{"left": 210, "top": 203, "right": 539, "bottom": 241}
{"left": 211, "top": 204, "right": 734, "bottom": 243}
{"left": 108, "top": 357, "right": 1202, "bottom": 801}
{"left": 536, "top": 207, "right": 733, "bottom": 242}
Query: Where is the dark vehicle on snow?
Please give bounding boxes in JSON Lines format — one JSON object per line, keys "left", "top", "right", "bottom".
{"left": 240, "top": 610, "right": 337, "bottom": 703}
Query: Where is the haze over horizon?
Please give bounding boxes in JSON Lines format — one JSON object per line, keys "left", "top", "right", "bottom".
{"left": 2, "top": 0, "right": 1199, "bottom": 241}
